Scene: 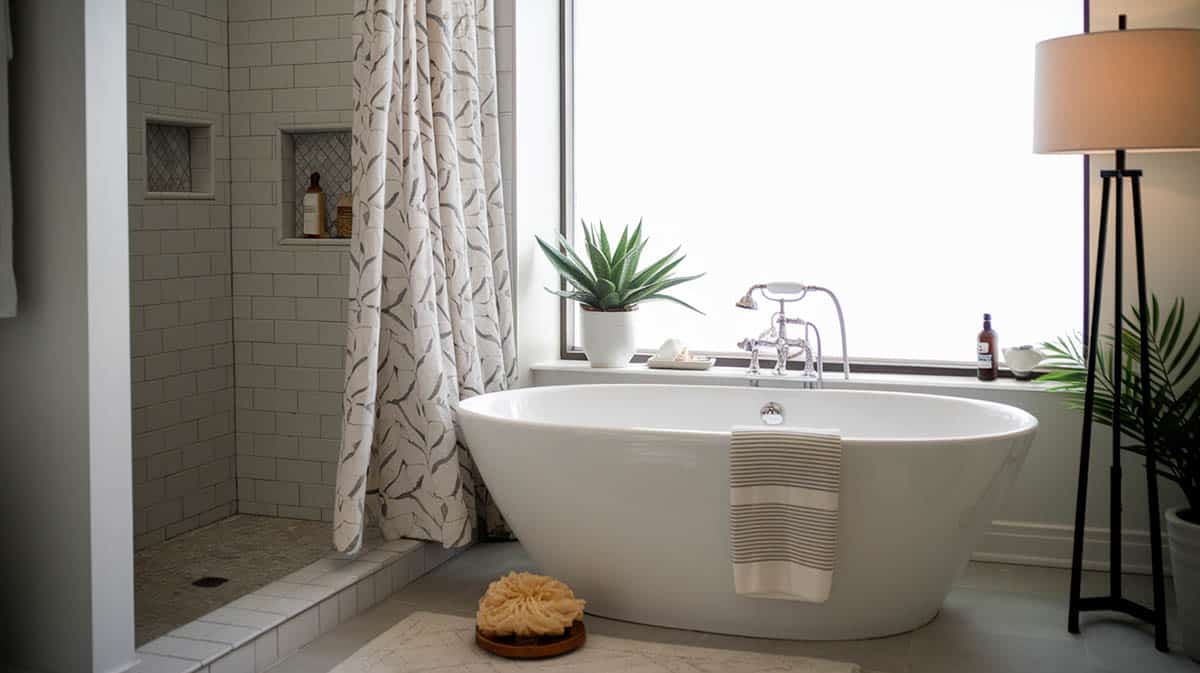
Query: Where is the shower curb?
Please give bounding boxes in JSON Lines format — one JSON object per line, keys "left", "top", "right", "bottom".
{"left": 127, "top": 538, "right": 468, "bottom": 673}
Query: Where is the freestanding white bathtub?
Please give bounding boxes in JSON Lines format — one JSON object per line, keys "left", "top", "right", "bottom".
{"left": 458, "top": 384, "right": 1037, "bottom": 640}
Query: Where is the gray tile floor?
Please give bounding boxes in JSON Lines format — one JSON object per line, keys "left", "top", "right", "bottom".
{"left": 135, "top": 515, "right": 341, "bottom": 645}
{"left": 267, "top": 542, "right": 1198, "bottom": 673}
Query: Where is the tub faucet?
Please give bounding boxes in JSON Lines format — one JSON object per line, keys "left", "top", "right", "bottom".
{"left": 735, "top": 282, "right": 849, "bottom": 387}
{"left": 737, "top": 314, "right": 820, "bottom": 382}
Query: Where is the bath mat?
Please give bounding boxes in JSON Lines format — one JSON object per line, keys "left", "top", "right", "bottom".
{"left": 328, "top": 611, "right": 860, "bottom": 672}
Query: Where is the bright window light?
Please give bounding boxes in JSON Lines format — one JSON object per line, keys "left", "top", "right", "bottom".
{"left": 570, "top": 1, "right": 1084, "bottom": 365}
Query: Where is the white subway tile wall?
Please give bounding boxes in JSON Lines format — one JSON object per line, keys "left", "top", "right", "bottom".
{"left": 130, "top": 0, "right": 515, "bottom": 545}
{"left": 129, "top": 0, "right": 236, "bottom": 550}
{"left": 226, "top": 0, "right": 353, "bottom": 530}
{"left": 226, "top": 0, "right": 516, "bottom": 522}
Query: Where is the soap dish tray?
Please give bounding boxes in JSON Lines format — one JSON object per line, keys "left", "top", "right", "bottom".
{"left": 646, "top": 357, "right": 714, "bottom": 371}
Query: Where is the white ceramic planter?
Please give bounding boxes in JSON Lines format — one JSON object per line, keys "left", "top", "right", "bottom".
{"left": 1167, "top": 506, "right": 1200, "bottom": 661}
{"left": 579, "top": 306, "right": 636, "bottom": 368}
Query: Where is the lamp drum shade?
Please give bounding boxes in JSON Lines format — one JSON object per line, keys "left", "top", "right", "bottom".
{"left": 1034, "top": 28, "right": 1200, "bottom": 154}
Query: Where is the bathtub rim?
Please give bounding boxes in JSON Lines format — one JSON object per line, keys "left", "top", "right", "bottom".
{"left": 457, "top": 383, "right": 1039, "bottom": 446}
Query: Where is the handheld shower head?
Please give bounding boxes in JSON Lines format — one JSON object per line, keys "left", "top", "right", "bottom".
{"left": 735, "top": 286, "right": 761, "bottom": 310}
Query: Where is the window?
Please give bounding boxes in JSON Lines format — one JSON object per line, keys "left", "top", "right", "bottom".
{"left": 567, "top": 1, "right": 1085, "bottom": 366}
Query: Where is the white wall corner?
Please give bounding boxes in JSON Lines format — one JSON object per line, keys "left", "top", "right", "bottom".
{"left": 87, "top": 0, "right": 136, "bottom": 669}
{"left": 511, "top": 0, "right": 562, "bottom": 387}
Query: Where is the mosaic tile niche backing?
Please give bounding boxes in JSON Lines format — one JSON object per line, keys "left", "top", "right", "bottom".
{"left": 291, "top": 131, "right": 352, "bottom": 238}
{"left": 146, "top": 123, "right": 192, "bottom": 193}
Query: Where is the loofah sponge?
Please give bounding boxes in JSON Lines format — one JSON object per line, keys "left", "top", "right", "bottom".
{"left": 476, "top": 572, "right": 586, "bottom": 638}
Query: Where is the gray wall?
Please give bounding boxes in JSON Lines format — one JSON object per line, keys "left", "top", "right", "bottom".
{"left": 1073, "top": 0, "right": 1200, "bottom": 563}
{"left": 127, "top": 0, "right": 237, "bottom": 549}
{"left": 0, "top": 1, "right": 135, "bottom": 671}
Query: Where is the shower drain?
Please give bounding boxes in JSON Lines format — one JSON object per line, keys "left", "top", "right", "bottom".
{"left": 192, "top": 576, "right": 229, "bottom": 588}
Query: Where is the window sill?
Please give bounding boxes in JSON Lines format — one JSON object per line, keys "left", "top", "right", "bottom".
{"left": 278, "top": 237, "right": 352, "bottom": 247}
{"left": 530, "top": 360, "right": 1055, "bottom": 394}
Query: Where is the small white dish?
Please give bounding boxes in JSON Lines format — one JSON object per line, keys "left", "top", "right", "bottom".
{"left": 646, "top": 357, "right": 714, "bottom": 371}
{"left": 1003, "top": 346, "right": 1046, "bottom": 380}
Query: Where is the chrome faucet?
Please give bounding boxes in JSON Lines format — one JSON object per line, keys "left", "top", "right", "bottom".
{"left": 736, "top": 315, "right": 818, "bottom": 379}
{"left": 735, "top": 282, "right": 850, "bottom": 387}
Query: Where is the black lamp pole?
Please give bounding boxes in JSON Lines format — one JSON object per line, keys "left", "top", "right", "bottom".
{"left": 1065, "top": 13, "right": 1170, "bottom": 653}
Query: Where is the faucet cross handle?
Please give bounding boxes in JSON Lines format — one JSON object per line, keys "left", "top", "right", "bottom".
{"left": 774, "top": 338, "right": 792, "bottom": 376}
{"left": 773, "top": 337, "right": 813, "bottom": 377}
{"left": 738, "top": 337, "right": 762, "bottom": 374}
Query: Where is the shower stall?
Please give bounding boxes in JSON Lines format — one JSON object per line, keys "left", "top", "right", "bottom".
{"left": 127, "top": 0, "right": 369, "bottom": 647}
{"left": 126, "top": 2, "right": 443, "bottom": 661}
{"left": 125, "top": 2, "right": 514, "bottom": 665}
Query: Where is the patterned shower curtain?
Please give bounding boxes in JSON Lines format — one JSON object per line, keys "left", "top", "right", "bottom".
{"left": 333, "top": 0, "right": 515, "bottom": 553}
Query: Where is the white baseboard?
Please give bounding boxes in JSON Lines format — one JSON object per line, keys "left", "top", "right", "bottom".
{"left": 972, "top": 520, "right": 1172, "bottom": 575}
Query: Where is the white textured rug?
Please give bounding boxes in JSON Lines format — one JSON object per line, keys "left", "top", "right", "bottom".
{"left": 330, "top": 611, "right": 860, "bottom": 672}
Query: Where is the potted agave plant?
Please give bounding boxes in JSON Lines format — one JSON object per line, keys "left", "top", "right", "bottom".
{"left": 1041, "top": 296, "right": 1200, "bottom": 660}
{"left": 536, "top": 220, "right": 704, "bottom": 368}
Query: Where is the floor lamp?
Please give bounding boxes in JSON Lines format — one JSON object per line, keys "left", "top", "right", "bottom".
{"left": 1034, "top": 17, "right": 1200, "bottom": 652}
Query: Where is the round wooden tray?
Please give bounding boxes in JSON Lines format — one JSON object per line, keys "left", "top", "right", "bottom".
{"left": 476, "top": 620, "right": 586, "bottom": 659}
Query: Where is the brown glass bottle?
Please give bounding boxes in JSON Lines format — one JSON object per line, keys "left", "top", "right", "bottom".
{"left": 302, "top": 172, "right": 326, "bottom": 238}
{"left": 977, "top": 313, "right": 998, "bottom": 381}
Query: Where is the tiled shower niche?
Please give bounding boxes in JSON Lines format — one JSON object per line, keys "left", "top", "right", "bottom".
{"left": 281, "top": 128, "right": 352, "bottom": 241}
{"left": 145, "top": 118, "right": 214, "bottom": 198}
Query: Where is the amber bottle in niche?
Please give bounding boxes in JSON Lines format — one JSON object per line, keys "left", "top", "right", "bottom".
{"left": 336, "top": 193, "right": 353, "bottom": 238}
{"left": 302, "top": 172, "right": 326, "bottom": 238}
{"left": 977, "top": 313, "right": 999, "bottom": 381}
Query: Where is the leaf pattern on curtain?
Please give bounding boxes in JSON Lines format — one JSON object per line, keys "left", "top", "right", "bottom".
{"left": 334, "top": 0, "right": 515, "bottom": 553}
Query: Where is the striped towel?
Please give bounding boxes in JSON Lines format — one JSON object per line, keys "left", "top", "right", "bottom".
{"left": 730, "top": 426, "right": 842, "bottom": 602}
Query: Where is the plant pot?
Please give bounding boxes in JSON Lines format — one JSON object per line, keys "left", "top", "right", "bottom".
{"left": 1167, "top": 506, "right": 1200, "bottom": 661}
{"left": 580, "top": 306, "right": 636, "bottom": 368}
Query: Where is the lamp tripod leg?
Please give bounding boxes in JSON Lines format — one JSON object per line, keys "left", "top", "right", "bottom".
{"left": 1111, "top": 164, "right": 1125, "bottom": 599}
{"left": 1068, "top": 174, "right": 1112, "bottom": 633}
{"left": 1130, "top": 174, "right": 1170, "bottom": 652}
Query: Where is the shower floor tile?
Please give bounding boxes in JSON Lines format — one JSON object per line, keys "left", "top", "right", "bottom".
{"left": 134, "top": 514, "right": 353, "bottom": 645}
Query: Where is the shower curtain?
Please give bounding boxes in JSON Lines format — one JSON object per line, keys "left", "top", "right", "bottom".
{"left": 333, "top": 0, "right": 515, "bottom": 553}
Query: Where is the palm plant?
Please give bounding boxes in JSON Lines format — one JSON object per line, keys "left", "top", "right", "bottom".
{"left": 535, "top": 220, "right": 704, "bottom": 313}
{"left": 1041, "top": 296, "right": 1200, "bottom": 520}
